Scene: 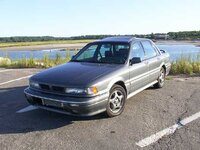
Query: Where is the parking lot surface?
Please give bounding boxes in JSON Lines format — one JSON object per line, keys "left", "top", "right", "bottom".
{"left": 0, "top": 68, "right": 200, "bottom": 150}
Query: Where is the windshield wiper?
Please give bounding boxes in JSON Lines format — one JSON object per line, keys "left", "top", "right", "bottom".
{"left": 71, "top": 60, "right": 120, "bottom": 64}
{"left": 82, "top": 60, "right": 99, "bottom": 63}
{"left": 70, "top": 60, "right": 82, "bottom": 62}
{"left": 71, "top": 60, "right": 98, "bottom": 63}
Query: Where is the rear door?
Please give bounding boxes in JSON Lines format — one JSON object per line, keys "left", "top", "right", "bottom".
{"left": 129, "top": 42, "right": 149, "bottom": 93}
{"left": 141, "top": 41, "right": 162, "bottom": 82}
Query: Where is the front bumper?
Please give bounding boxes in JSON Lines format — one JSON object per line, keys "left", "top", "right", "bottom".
{"left": 24, "top": 87, "right": 108, "bottom": 116}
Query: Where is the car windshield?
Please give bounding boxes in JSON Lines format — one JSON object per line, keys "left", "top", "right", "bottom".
{"left": 71, "top": 42, "right": 130, "bottom": 64}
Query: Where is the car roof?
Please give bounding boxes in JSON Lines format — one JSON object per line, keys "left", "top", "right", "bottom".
{"left": 94, "top": 36, "right": 151, "bottom": 43}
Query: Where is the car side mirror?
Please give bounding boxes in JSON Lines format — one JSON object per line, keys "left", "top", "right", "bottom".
{"left": 70, "top": 55, "right": 76, "bottom": 62}
{"left": 130, "top": 57, "right": 142, "bottom": 65}
{"left": 71, "top": 55, "right": 75, "bottom": 59}
{"left": 160, "top": 49, "right": 166, "bottom": 54}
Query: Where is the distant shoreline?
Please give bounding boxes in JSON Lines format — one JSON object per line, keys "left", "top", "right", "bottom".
{"left": 0, "top": 43, "right": 88, "bottom": 51}
{"left": 0, "top": 40, "right": 200, "bottom": 51}
{"left": 155, "top": 40, "right": 200, "bottom": 45}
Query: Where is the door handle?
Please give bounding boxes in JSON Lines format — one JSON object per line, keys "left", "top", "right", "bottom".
{"left": 144, "top": 61, "right": 149, "bottom": 65}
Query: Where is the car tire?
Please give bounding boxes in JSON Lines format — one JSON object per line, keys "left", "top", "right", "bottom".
{"left": 106, "top": 84, "right": 126, "bottom": 117}
{"left": 154, "top": 67, "right": 166, "bottom": 88}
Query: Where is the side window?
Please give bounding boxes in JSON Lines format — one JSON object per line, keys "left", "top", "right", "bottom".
{"left": 77, "top": 45, "right": 97, "bottom": 60}
{"left": 141, "top": 41, "right": 157, "bottom": 59}
{"left": 131, "top": 42, "right": 145, "bottom": 61}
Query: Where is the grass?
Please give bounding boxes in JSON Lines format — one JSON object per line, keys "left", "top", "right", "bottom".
{"left": 170, "top": 55, "right": 200, "bottom": 75}
{"left": 0, "top": 39, "right": 94, "bottom": 48}
{"left": 165, "top": 76, "right": 173, "bottom": 80}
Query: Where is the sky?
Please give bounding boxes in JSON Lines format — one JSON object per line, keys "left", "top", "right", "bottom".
{"left": 0, "top": 0, "right": 200, "bottom": 37}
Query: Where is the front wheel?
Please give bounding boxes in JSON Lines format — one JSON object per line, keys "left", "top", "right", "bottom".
{"left": 106, "top": 85, "right": 126, "bottom": 117}
{"left": 154, "top": 67, "right": 166, "bottom": 88}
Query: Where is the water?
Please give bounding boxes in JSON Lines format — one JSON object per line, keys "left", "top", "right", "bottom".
{"left": 0, "top": 44, "right": 200, "bottom": 62}
{"left": 157, "top": 44, "right": 200, "bottom": 61}
{"left": 0, "top": 49, "right": 77, "bottom": 60}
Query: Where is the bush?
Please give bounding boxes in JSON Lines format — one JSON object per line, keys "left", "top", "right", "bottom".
{"left": 54, "top": 53, "right": 62, "bottom": 65}
{"left": 170, "top": 55, "right": 200, "bottom": 75}
{"left": 192, "top": 63, "right": 200, "bottom": 73}
{"left": 184, "top": 62, "right": 193, "bottom": 75}
{"left": 0, "top": 57, "right": 11, "bottom": 67}
{"left": 170, "top": 62, "right": 178, "bottom": 74}
{"left": 42, "top": 54, "right": 53, "bottom": 68}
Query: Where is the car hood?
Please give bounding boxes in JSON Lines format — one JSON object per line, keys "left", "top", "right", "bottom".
{"left": 31, "top": 62, "right": 123, "bottom": 87}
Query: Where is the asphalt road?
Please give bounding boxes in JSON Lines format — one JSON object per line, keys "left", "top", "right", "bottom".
{"left": 0, "top": 68, "right": 200, "bottom": 150}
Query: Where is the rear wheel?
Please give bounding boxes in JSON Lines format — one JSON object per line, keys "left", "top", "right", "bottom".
{"left": 106, "top": 85, "right": 126, "bottom": 117}
{"left": 154, "top": 67, "right": 166, "bottom": 88}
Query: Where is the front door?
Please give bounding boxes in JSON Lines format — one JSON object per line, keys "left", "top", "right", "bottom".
{"left": 129, "top": 42, "right": 149, "bottom": 93}
{"left": 141, "top": 41, "right": 162, "bottom": 82}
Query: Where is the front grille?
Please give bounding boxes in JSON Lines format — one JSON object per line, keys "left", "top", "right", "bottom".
{"left": 52, "top": 86, "right": 65, "bottom": 92}
{"left": 39, "top": 84, "right": 65, "bottom": 94}
{"left": 40, "top": 84, "right": 50, "bottom": 90}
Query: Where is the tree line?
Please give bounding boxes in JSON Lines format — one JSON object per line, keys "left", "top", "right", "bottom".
{"left": 0, "top": 31, "right": 199, "bottom": 43}
{"left": 0, "top": 36, "right": 69, "bottom": 43}
{"left": 168, "top": 31, "right": 200, "bottom": 40}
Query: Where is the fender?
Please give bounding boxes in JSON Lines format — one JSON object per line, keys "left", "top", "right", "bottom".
{"left": 159, "top": 62, "right": 165, "bottom": 69}
{"left": 107, "top": 77, "right": 126, "bottom": 92}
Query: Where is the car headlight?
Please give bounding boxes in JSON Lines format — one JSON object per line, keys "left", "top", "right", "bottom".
{"left": 65, "top": 88, "right": 87, "bottom": 94}
{"left": 30, "top": 81, "right": 40, "bottom": 89}
{"left": 65, "top": 87, "right": 98, "bottom": 95}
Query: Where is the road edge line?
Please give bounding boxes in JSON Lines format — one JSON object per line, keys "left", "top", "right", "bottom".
{"left": 136, "top": 111, "right": 200, "bottom": 147}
